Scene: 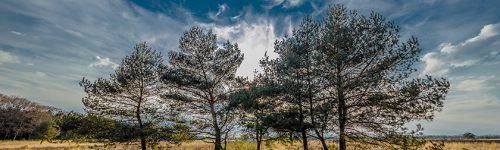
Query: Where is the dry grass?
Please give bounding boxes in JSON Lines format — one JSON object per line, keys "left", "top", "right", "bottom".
{"left": 1, "top": 139, "right": 500, "bottom": 150}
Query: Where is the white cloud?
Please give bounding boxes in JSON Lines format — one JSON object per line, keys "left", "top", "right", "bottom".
{"left": 9, "top": 30, "right": 25, "bottom": 36}
{"left": 0, "top": 50, "right": 20, "bottom": 64}
{"left": 418, "top": 23, "right": 500, "bottom": 135}
{"left": 284, "top": 0, "right": 304, "bottom": 8}
{"left": 202, "top": 20, "right": 283, "bottom": 77}
{"left": 88, "top": 56, "right": 118, "bottom": 69}
{"left": 422, "top": 23, "right": 500, "bottom": 76}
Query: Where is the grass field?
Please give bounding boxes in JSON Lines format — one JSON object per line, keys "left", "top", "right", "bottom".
{"left": 1, "top": 140, "right": 500, "bottom": 150}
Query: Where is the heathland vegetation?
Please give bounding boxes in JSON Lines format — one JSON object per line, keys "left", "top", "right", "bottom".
{"left": 0, "top": 5, "right": 462, "bottom": 150}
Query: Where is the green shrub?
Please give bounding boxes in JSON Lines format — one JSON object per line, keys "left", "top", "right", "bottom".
{"left": 35, "top": 120, "right": 60, "bottom": 143}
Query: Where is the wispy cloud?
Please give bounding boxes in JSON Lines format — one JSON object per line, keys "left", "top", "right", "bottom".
{"left": 35, "top": 71, "right": 47, "bottom": 78}
{"left": 9, "top": 30, "right": 25, "bottom": 36}
{"left": 263, "top": 0, "right": 304, "bottom": 9}
{"left": 0, "top": 0, "right": 186, "bottom": 111}
{"left": 208, "top": 4, "right": 228, "bottom": 21}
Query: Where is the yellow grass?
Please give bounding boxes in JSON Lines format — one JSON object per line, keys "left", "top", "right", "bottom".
{"left": 1, "top": 140, "right": 500, "bottom": 150}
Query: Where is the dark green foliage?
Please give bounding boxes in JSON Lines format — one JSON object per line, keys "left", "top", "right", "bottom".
{"left": 230, "top": 72, "right": 280, "bottom": 150}
{"left": 55, "top": 112, "right": 115, "bottom": 141}
{"left": 316, "top": 6, "right": 450, "bottom": 150}
{"left": 162, "top": 26, "right": 244, "bottom": 150}
{"left": 382, "top": 125, "right": 427, "bottom": 150}
{"left": 267, "top": 16, "right": 332, "bottom": 150}
{"left": 463, "top": 132, "right": 476, "bottom": 139}
{"left": 250, "top": 5, "right": 449, "bottom": 150}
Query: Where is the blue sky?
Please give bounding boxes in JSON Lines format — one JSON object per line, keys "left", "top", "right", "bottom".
{"left": 0, "top": 0, "right": 499, "bottom": 135}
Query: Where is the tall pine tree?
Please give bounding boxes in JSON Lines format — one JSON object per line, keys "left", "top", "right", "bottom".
{"left": 162, "top": 27, "right": 244, "bottom": 150}
{"left": 319, "top": 5, "right": 450, "bottom": 150}
{"left": 260, "top": 17, "right": 330, "bottom": 150}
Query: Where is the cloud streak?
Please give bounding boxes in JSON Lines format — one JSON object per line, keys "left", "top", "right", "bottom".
{"left": 0, "top": 50, "right": 20, "bottom": 64}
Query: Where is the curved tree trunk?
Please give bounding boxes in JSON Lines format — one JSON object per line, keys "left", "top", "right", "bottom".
{"left": 315, "top": 129, "right": 329, "bottom": 150}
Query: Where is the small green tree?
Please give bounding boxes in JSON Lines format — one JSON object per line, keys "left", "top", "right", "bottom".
{"left": 463, "top": 132, "right": 476, "bottom": 139}
{"left": 35, "top": 120, "right": 60, "bottom": 144}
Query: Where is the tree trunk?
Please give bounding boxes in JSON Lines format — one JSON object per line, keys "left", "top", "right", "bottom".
{"left": 210, "top": 101, "right": 222, "bottom": 150}
{"left": 257, "top": 140, "right": 261, "bottom": 150}
{"left": 339, "top": 122, "right": 346, "bottom": 150}
{"left": 314, "top": 129, "right": 328, "bottom": 150}
{"left": 255, "top": 121, "right": 262, "bottom": 150}
{"left": 298, "top": 99, "right": 308, "bottom": 150}
{"left": 136, "top": 102, "right": 147, "bottom": 150}
{"left": 224, "top": 132, "right": 228, "bottom": 150}
{"left": 308, "top": 87, "right": 327, "bottom": 150}
{"left": 12, "top": 130, "right": 18, "bottom": 141}
{"left": 140, "top": 138, "right": 146, "bottom": 150}
{"left": 301, "top": 128, "right": 308, "bottom": 150}
{"left": 338, "top": 92, "right": 347, "bottom": 150}
{"left": 337, "top": 64, "right": 347, "bottom": 150}
{"left": 214, "top": 127, "right": 222, "bottom": 150}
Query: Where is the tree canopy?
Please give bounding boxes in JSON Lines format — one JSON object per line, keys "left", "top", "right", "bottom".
{"left": 162, "top": 26, "right": 244, "bottom": 150}
{"left": 80, "top": 42, "right": 175, "bottom": 150}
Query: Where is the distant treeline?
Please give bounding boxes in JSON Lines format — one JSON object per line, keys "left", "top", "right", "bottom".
{"left": 423, "top": 135, "right": 500, "bottom": 139}
{"left": 0, "top": 93, "right": 57, "bottom": 140}
{"left": 0, "top": 94, "right": 190, "bottom": 143}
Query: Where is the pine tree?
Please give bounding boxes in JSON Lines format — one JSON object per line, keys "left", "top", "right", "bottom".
{"left": 162, "top": 27, "right": 244, "bottom": 150}
{"left": 319, "top": 5, "right": 450, "bottom": 150}
{"left": 80, "top": 42, "right": 172, "bottom": 150}
{"left": 260, "top": 17, "right": 330, "bottom": 150}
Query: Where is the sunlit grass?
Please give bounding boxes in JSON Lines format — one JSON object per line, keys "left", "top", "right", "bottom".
{"left": 1, "top": 139, "right": 500, "bottom": 150}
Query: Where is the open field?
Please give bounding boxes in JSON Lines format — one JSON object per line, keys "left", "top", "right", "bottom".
{"left": 1, "top": 140, "right": 500, "bottom": 150}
